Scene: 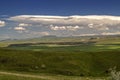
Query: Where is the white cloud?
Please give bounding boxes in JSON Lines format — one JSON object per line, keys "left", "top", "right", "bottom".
{"left": 9, "top": 15, "right": 120, "bottom": 21}
{"left": 50, "top": 26, "right": 66, "bottom": 30}
{"left": 88, "top": 23, "right": 94, "bottom": 28}
{"left": 18, "top": 23, "right": 32, "bottom": 27}
{"left": 6, "top": 15, "right": 120, "bottom": 37}
{"left": 8, "top": 15, "right": 120, "bottom": 29}
{"left": 8, "top": 15, "right": 120, "bottom": 24}
{"left": 13, "top": 23, "right": 31, "bottom": 33}
{"left": 50, "top": 25, "right": 83, "bottom": 31}
{"left": 8, "top": 15, "right": 68, "bottom": 25}
{"left": 14, "top": 27, "right": 26, "bottom": 31}
{"left": 101, "top": 32, "right": 120, "bottom": 35}
{"left": 88, "top": 23, "right": 109, "bottom": 31}
{"left": 66, "top": 25, "right": 83, "bottom": 31}
{"left": 8, "top": 15, "right": 120, "bottom": 27}
{"left": 0, "top": 20, "right": 5, "bottom": 27}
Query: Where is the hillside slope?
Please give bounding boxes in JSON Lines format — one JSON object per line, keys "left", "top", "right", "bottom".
{"left": 0, "top": 48, "right": 120, "bottom": 76}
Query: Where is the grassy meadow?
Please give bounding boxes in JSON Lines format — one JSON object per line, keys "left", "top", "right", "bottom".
{"left": 0, "top": 36, "right": 120, "bottom": 79}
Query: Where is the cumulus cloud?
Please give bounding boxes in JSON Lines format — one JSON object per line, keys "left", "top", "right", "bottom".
{"left": 14, "top": 27, "right": 26, "bottom": 31}
{"left": 88, "top": 23, "right": 94, "bottom": 28}
{"left": 12, "top": 23, "right": 31, "bottom": 33}
{"left": 18, "top": 23, "right": 32, "bottom": 27}
{"left": 50, "top": 26, "right": 66, "bottom": 30}
{"left": 6, "top": 15, "right": 120, "bottom": 37}
{"left": 88, "top": 23, "right": 109, "bottom": 31}
{"left": 67, "top": 25, "right": 84, "bottom": 31}
{"left": 50, "top": 25, "right": 83, "bottom": 31}
{"left": 8, "top": 15, "right": 120, "bottom": 28}
{"left": 0, "top": 20, "right": 5, "bottom": 27}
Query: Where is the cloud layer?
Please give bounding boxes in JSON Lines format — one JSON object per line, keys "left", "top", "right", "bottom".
{"left": 8, "top": 15, "right": 120, "bottom": 24}
{"left": 1, "top": 15, "right": 120, "bottom": 39}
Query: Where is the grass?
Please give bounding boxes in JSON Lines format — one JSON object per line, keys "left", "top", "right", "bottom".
{"left": 0, "top": 47, "right": 120, "bottom": 76}
{"left": 0, "top": 75, "right": 108, "bottom": 80}
{"left": 0, "top": 36, "right": 119, "bottom": 47}
{"left": 0, "top": 74, "right": 46, "bottom": 80}
{"left": 0, "top": 75, "right": 109, "bottom": 80}
{"left": 7, "top": 43, "right": 120, "bottom": 52}
{"left": 0, "top": 36, "right": 120, "bottom": 78}
{"left": 0, "top": 71, "right": 109, "bottom": 80}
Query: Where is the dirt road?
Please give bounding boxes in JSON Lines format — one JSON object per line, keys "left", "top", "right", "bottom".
{"left": 0, "top": 71, "right": 56, "bottom": 80}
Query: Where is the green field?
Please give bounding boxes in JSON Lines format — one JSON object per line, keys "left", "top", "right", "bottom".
{"left": 7, "top": 44, "right": 120, "bottom": 52}
{"left": 0, "top": 46, "right": 120, "bottom": 76}
{"left": 0, "top": 36, "right": 120, "bottom": 79}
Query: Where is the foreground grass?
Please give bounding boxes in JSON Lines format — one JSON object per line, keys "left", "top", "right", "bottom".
{"left": 0, "top": 71, "right": 109, "bottom": 80}
{"left": 0, "top": 74, "right": 46, "bottom": 80}
{"left": 0, "top": 75, "right": 109, "bottom": 80}
{"left": 0, "top": 47, "right": 120, "bottom": 76}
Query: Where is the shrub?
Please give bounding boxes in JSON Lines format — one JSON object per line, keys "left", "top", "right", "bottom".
{"left": 109, "top": 67, "right": 120, "bottom": 80}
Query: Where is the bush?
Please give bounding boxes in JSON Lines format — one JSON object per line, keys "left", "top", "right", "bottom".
{"left": 109, "top": 67, "right": 120, "bottom": 80}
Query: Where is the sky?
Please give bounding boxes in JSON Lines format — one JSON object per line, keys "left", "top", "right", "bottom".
{"left": 0, "top": 0, "right": 120, "bottom": 40}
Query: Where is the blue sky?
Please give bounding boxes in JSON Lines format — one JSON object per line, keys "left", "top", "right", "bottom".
{"left": 0, "top": 0, "right": 120, "bottom": 16}
{"left": 0, "top": 0, "right": 120, "bottom": 40}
